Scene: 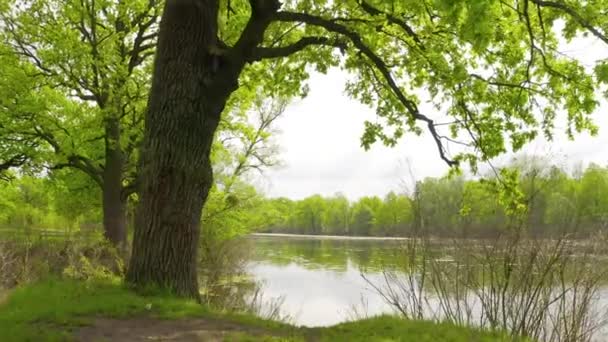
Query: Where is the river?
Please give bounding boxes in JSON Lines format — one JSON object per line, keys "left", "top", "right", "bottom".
{"left": 246, "top": 233, "right": 608, "bottom": 340}
{"left": 249, "top": 234, "right": 402, "bottom": 326}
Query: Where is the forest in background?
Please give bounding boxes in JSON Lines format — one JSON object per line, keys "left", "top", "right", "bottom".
{"left": 3, "top": 158, "right": 607, "bottom": 239}
{"left": 258, "top": 161, "right": 608, "bottom": 238}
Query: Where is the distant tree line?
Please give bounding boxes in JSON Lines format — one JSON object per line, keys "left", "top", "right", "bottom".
{"left": 2, "top": 159, "right": 607, "bottom": 239}
{"left": 258, "top": 162, "right": 608, "bottom": 238}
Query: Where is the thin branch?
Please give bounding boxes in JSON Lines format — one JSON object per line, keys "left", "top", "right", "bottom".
{"left": 530, "top": 0, "right": 608, "bottom": 45}
{"left": 250, "top": 36, "right": 346, "bottom": 61}
{"left": 469, "top": 73, "right": 546, "bottom": 95}
{"left": 0, "top": 154, "right": 28, "bottom": 172}
{"left": 358, "top": 0, "right": 424, "bottom": 49}
{"left": 274, "top": 11, "right": 457, "bottom": 166}
{"left": 31, "top": 125, "right": 103, "bottom": 184}
{"left": 439, "top": 135, "right": 472, "bottom": 147}
{"left": 51, "top": 155, "right": 103, "bottom": 186}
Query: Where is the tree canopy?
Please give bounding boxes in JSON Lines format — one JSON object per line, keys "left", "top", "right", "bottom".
{"left": 4, "top": 0, "right": 605, "bottom": 176}
{"left": 205, "top": 0, "right": 606, "bottom": 169}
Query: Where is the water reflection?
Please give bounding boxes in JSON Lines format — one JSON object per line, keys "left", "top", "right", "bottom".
{"left": 250, "top": 235, "right": 405, "bottom": 272}
{"left": 249, "top": 235, "right": 406, "bottom": 326}
{"left": 250, "top": 261, "right": 391, "bottom": 326}
{"left": 247, "top": 234, "right": 608, "bottom": 341}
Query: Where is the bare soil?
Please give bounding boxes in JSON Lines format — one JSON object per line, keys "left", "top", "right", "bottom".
{"left": 74, "top": 317, "right": 289, "bottom": 342}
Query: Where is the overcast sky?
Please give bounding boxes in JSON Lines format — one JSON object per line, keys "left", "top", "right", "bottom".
{"left": 257, "top": 37, "right": 608, "bottom": 201}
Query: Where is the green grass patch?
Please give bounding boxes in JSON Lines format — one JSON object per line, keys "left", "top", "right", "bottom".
{"left": 0, "top": 278, "right": 522, "bottom": 341}
{"left": 0, "top": 278, "right": 207, "bottom": 341}
{"left": 316, "top": 315, "right": 522, "bottom": 341}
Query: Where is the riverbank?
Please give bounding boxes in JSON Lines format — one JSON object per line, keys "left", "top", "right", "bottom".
{"left": 251, "top": 233, "right": 410, "bottom": 241}
{"left": 0, "top": 278, "right": 516, "bottom": 341}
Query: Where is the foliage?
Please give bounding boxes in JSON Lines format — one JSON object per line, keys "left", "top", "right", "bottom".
{"left": 208, "top": 0, "right": 608, "bottom": 171}
{"left": 0, "top": 173, "right": 100, "bottom": 230}
{"left": 61, "top": 244, "right": 123, "bottom": 283}
{"left": 0, "top": 0, "right": 157, "bottom": 189}
{"left": 0, "top": 232, "right": 119, "bottom": 289}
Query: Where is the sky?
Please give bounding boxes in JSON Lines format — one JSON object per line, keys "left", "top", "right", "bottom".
{"left": 257, "top": 37, "right": 608, "bottom": 201}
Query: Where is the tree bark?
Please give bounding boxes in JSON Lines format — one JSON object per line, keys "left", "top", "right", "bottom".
{"left": 102, "top": 186, "right": 128, "bottom": 245}
{"left": 102, "top": 117, "right": 128, "bottom": 246}
{"left": 126, "top": 0, "right": 236, "bottom": 299}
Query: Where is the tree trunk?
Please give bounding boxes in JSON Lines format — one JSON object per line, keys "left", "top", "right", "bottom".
{"left": 126, "top": 0, "right": 236, "bottom": 299}
{"left": 102, "top": 185, "right": 127, "bottom": 245}
{"left": 102, "top": 117, "right": 128, "bottom": 246}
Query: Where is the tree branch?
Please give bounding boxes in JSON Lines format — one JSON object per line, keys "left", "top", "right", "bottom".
{"left": 0, "top": 154, "right": 27, "bottom": 173}
{"left": 229, "top": 0, "right": 281, "bottom": 63}
{"left": 530, "top": 0, "right": 608, "bottom": 45}
{"left": 250, "top": 36, "right": 346, "bottom": 61}
{"left": 274, "top": 11, "right": 457, "bottom": 166}
{"left": 358, "top": 1, "right": 424, "bottom": 49}
{"left": 31, "top": 126, "right": 103, "bottom": 185}
{"left": 51, "top": 155, "right": 103, "bottom": 186}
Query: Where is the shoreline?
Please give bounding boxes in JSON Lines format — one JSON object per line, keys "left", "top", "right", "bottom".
{"left": 249, "top": 232, "right": 410, "bottom": 241}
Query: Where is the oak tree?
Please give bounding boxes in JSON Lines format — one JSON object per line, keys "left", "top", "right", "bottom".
{"left": 48, "top": 0, "right": 605, "bottom": 297}
{"left": 0, "top": 0, "right": 160, "bottom": 245}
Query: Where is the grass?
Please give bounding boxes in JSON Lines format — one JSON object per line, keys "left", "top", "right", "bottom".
{"left": 315, "top": 316, "right": 522, "bottom": 341}
{"left": 0, "top": 278, "right": 211, "bottom": 341}
{"left": 0, "top": 278, "right": 520, "bottom": 341}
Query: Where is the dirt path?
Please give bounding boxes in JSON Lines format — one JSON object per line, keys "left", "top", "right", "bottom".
{"left": 74, "top": 317, "right": 294, "bottom": 342}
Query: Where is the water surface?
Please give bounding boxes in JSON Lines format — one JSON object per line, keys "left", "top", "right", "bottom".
{"left": 247, "top": 233, "right": 608, "bottom": 341}
{"left": 248, "top": 234, "right": 408, "bottom": 326}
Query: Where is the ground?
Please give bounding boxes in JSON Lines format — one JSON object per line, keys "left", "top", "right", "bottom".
{"left": 74, "top": 317, "right": 287, "bottom": 342}
{"left": 0, "top": 278, "right": 522, "bottom": 342}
